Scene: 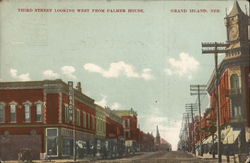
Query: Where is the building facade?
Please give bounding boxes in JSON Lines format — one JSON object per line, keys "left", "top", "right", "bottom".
{"left": 200, "top": 1, "right": 250, "bottom": 155}
{"left": 0, "top": 80, "right": 97, "bottom": 160}
{"left": 112, "top": 108, "right": 139, "bottom": 153}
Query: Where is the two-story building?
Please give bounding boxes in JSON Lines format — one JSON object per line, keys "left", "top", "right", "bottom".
{"left": 0, "top": 79, "right": 96, "bottom": 160}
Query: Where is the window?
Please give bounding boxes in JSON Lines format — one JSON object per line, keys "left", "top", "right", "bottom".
{"left": 0, "top": 104, "right": 5, "bottom": 123}
{"left": 36, "top": 103, "right": 43, "bottom": 122}
{"left": 127, "top": 119, "right": 130, "bottom": 128}
{"left": 248, "top": 25, "right": 250, "bottom": 40}
{"left": 46, "top": 128, "right": 58, "bottom": 156}
{"left": 232, "top": 105, "right": 242, "bottom": 118}
{"left": 230, "top": 74, "right": 239, "bottom": 89}
{"left": 64, "top": 106, "right": 68, "bottom": 123}
{"left": 123, "top": 120, "right": 125, "bottom": 128}
{"left": 10, "top": 104, "right": 16, "bottom": 122}
{"left": 24, "top": 104, "right": 31, "bottom": 122}
{"left": 83, "top": 112, "right": 86, "bottom": 128}
{"left": 88, "top": 113, "right": 90, "bottom": 129}
{"left": 92, "top": 115, "right": 95, "bottom": 130}
{"left": 76, "top": 110, "right": 80, "bottom": 126}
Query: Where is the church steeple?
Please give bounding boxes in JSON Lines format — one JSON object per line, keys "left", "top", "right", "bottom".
{"left": 155, "top": 125, "right": 161, "bottom": 148}
{"left": 156, "top": 125, "right": 160, "bottom": 138}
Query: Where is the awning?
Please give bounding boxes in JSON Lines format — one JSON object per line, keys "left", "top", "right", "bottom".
{"left": 203, "top": 135, "right": 217, "bottom": 144}
{"left": 203, "top": 136, "right": 212, "bottom": 144}
{"left": 223, "top": 129, "right": 241, "bottom": 144}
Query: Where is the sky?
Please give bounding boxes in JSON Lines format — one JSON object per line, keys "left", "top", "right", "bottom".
{"left": 0, "top": 0, "right": 249, "bottom": 150}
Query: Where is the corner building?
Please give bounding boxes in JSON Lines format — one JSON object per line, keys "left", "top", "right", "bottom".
{"left": 0, "top": 80, "right": 96, "bottom": 160}
{"left": 206, "top": 1, "right": 250, "bottom": 154}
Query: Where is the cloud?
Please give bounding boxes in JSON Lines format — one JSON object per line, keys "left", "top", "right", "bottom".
{"left": 61, "top": 66, "right": 77, "bottom": 79}
{"left": 111, "top": 102, "right": 122, "bottom": 110}
{"left": 96, "top": 95, "right": 108, "bottom": 108}
{"left": 141, "top": 68, "right": 154, "bottom": 80}
{"left": 43, "top": 70, "right": 59, "bottom": 79}
{"left": 10, "top": 69, "right": 31, "bottom": 81}
{"left": 165, "top": 52, "right": 200, "bottom": 79}
{"left": 83, "top": 61, "right": 154, "bottom": 80}
{"left": 95, "top": 95, "right": 122, "bottom": 110}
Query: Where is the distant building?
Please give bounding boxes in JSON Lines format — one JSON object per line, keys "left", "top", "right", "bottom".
{"left": 112, "top": 108, "right": 139, "bottom": 152}
{"left": 155, "top": 125, "right": 161, "bottom": 150}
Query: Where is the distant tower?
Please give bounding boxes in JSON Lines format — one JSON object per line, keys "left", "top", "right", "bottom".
{"left": 155, "top": 125, "right": 161, "bottom": 150}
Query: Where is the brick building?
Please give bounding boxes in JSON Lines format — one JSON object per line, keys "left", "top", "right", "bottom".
{"left": 105, "top": 107, "right": 124, "bottom": 157}
{"left": 112, "top": 108, "right": 139, "bottom": 152}
{"left": 0, "top": 79, "right": 96, "bottom": 160}
{"left": 201, "top": 1, "right": 250, "bottom": 155}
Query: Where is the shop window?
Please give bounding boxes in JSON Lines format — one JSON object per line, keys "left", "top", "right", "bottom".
{"left": 46, "top": 128, "right": 58, "bottom": 156}
{"left": 25, "top": 104, "right": 31, "bottom": 122}
{"left": 63, "top": 138, "right": 73, "bottom": 156}
{"left": 10, "top": 104, "right": 16, "bottom": 122}
{"left": 0, "top": 103, "right": 5, "bottom": 123}
{"left": 36, "top": 103, "right": 43, "bottom": 122}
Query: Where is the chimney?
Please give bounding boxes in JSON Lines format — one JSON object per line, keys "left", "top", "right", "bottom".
{"left": 76, "top": 82, "right": 82, "bottom": 93}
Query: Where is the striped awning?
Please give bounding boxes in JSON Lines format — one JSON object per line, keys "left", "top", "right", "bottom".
{"left": 223, "top": 129, "right": 241, "bottom": 144}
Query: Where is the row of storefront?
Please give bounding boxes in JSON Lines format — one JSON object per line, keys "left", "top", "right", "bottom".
{"left": 0, "top": 79, "right": 159, "bottom": 160}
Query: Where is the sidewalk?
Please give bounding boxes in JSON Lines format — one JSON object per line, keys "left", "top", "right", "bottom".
{"left": 197, "top": 153, "right": 240, "bottom": 163}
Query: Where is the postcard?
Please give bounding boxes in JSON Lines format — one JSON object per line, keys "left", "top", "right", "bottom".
{"left": 0, "top": 0, "right": 249, "bottom": 162}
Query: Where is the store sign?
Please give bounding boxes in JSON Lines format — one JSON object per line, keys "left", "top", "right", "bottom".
{"left": 68, "top": 81, "right": 74, "bottom": 122}
{"left": 125, "top": 140, "right": 133, "bottom": 147}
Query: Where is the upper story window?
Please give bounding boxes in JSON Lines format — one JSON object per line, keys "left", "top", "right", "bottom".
{"left": 87, "top": 113, "right": 90, "bottom": 129}
{"left": 248, "top": 25, "right": 250, "bottom": 40}
{"left": 24, "top": 103, "right": 31, "bottom": 122}
{"left": 127, "top": 119, "right": 130, "bottom": 128}
{"left": 36, "top": 103, "right": 43, "bottom": 122}
{"left": 10, "top": 104, "right": 16, "bottom": 123}
{"left": 76, "top": 110, "right": 80, "bottom": 126}
{"left": 230, "top": 74, "right": 239, "bottom": 89}
{"left": 64, "top": 105, "right": 68, "bottom": 123}
{"left": 83, "top": 112, "right": 87, "bottom": 128}
{"left": 0, "top": 103, "right": 5, "bottom": 123}
{"left": 92, "top": 115, "right": 95, "bottom": 130}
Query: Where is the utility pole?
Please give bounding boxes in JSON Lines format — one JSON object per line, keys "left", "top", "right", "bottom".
{"left": 185, "top": 113, "right": 191, "bottom": 152}
{"left": 202, "top": 42, "right": 228, "bottom": 163}
{"left": 186, "top": 103, "right": 198, "bottom": 155}
{"left": 190, "top": 84, "right": 207, "bottom": 156}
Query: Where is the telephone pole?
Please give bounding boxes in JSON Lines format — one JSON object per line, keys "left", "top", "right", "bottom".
{"left": 202, "top": 42, "right": 228, "bottom": 163}
{"left": 186, "top": 103, "right": 198, "bottom": 155}
{"left": 190, "top": 84, "right": 207, "bottom": 156}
